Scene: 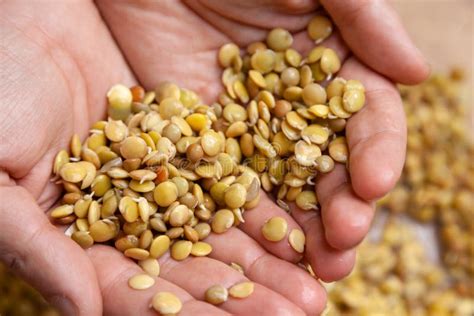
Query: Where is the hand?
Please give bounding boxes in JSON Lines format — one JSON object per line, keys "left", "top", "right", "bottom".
{"left": 0, "top": 1, "right": 428, "bottom": 316}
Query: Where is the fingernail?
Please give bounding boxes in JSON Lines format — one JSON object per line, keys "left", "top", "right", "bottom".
{"left": 49, "top": 295, "right": 78, "bottom": 316}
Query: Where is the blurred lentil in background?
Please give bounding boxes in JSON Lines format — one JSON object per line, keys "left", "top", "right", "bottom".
{"left": 0, "top": 263, "right": 58, "bottom": 316}
{"left": 326, "top": 70, "right": 474, "bottom": 315}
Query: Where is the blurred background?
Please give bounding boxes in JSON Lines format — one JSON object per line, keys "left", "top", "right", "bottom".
{"left": 1, "top": 1, "right": 472, "bottom": 315}
{"left": 393, "top": 0, "right": 473, "bottom": 107}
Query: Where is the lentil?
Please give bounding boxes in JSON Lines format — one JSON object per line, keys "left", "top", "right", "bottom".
{"left": 128, "top": 274, "right": 155, "bottom": 290}
{"left": 107, "top": 84, "right": 132, "bottom": 120}
{"left": 262, "top": 217, "right": 288, "bottom": 242}
{"left": 191, "top": 242, "right": 213, "bottom": 257}
{"left": 302, "top": 83, "right": 327, "bottom": 106}
{"left": 150, "top": 235, "right": 171, "bottom": 259}
{"left": 267, "top": 28, "right": 293, "bottom": 52}
{"left": 153, "top": 181, "right": 178, "bottom": 207}
{"left": 124, "top": 248, "right": 150, "bottom": 261}
{"left": 71, "top": 231, "right": 94, "bottom": 249}
{"left": 251, "top": 49, "right": 276, "bottom": 74}
{"left": 229, "top": 262, "right": 245, "bottom": 274}
{"left": 205, "top": 285, "right": 229, "bottom": 305}
{"left": 218, "top": 43, "right": 240, "bottom": 68}
{"left": 307, "top": 16, "right": 333, "bottom": 43}
{"left": 229, "top": 281, "right": 254, "bottom": 298}
{"left": 320, "top": 48, "right": 341, "bottom": 76}
{"left": 170, "top": 240, "right": 193, "bottom": 261}
{"left": 89, "top": 219, "right": 117, "bottom": 242}
{"left": 224, "top": 183, "right": 247, "bottom": 209}
{"left": 295, "top": 191, "right": 318, "bottom": 211}
{"left": 212, "top": 209, "right": 235, "bottom": 234}
{"left": 151, "top": 292, "right": 182, "bottom": 315}
{"left": 59, "top": 163, "right": 87, "bottom": 183}
{"left": 138, "top": 258, "right": 160, "bottom": 277}
{"left": 288, "top": 229, "right": 305, "bottom": 253}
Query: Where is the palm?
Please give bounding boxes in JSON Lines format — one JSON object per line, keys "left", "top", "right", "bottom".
{"left": 1, "top": 1, "right": 409, "bottom": 315}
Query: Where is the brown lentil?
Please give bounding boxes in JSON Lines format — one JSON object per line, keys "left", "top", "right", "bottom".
{"left": 71, "top": 231, "right": 94, "bottom": 249}
{"left": 124, "top": 248, "right": 150, "bottom": 261}
{"left": 205, "top": 284, "right": 229, "bottom": 305}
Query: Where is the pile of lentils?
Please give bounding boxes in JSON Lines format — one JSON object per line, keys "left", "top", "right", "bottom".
{"left": 326, "top": 219, "right": 474, "bottom": 316}
{"left": 51, "top": 15, "right": 366, "bottom": 313}
{"left": 379, "top": 70, "right": 474, "bottom": 298}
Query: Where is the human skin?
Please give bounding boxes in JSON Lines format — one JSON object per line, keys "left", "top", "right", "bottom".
{"left": 0, "top": 0, "right": 428, "bottom": 315}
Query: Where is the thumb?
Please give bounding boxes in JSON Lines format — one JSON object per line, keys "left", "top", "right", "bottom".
{"left": 0, "top": 185, "right": 102, "bottom": 316}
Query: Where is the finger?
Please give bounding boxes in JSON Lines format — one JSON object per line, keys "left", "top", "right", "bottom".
{"left": 291, "top": 203, "right": 356, "bottom": 282}
{"left": 0, "top": 185, "right": 102, "bottom": 315}
{"left": 191, "top": 0, "right": 318, "bottom": 31}
{"left": 187, "top": 0, "right": 349, "bottom": 62}
{"left": 184, "top": 0, "right": 267, "bottom": 44}
{"left": 238, "top": 191, "right": 303, "bottom": 262}
{"left": 340, "top": 57, "right": 407, "bottom": 201}
{"left": 185, "top": 0, "right": 350, "bottom": 68}
{"left": 205, "top": 228, "right": 327, "bottom": 316}
{"left": 88, "top": 246, "right": 228, "bottom": 316}
{"left": 316, "top": 164, "right": 375, "bottom": 249}
{"left": 158, "top": 253, "right": 305, "bottom": 315}
{"left": 322, "top": 0, "right": 430, "bottom": 84}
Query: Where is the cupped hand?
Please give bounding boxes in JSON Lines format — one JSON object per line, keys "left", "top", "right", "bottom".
{"left": 0, "top": 1, "right": 428, "bottom": 315}
{"left": 97, "top": 0, "right": 428, "bottom": 307}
